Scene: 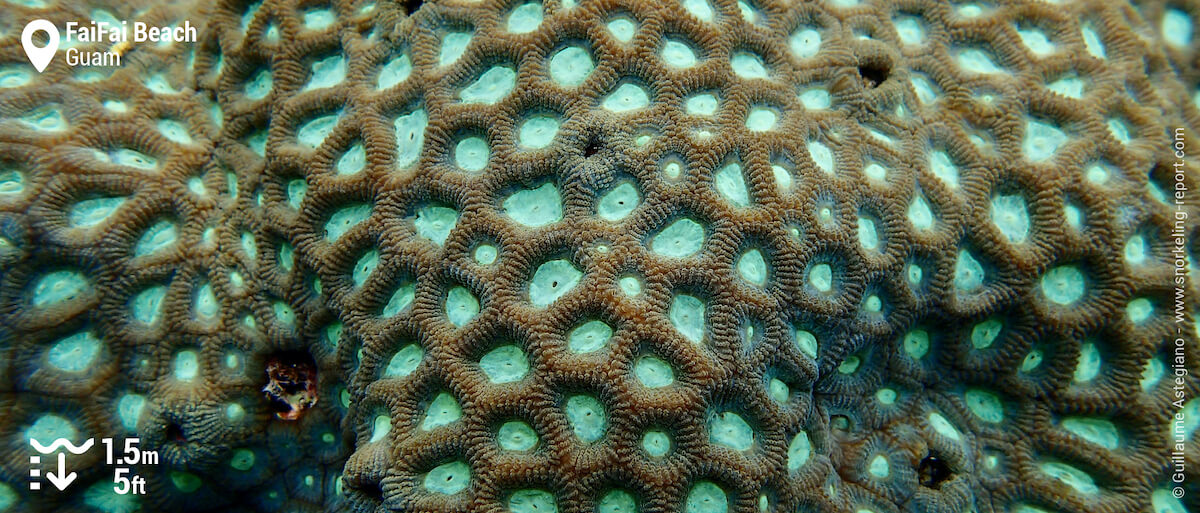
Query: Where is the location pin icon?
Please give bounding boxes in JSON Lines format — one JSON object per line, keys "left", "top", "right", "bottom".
{"left": 21, "top": 20, "right": 59, "bottom": 73}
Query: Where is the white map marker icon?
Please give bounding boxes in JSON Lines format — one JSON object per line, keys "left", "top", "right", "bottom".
{"left": 21, "top": 20, "right": 59, "bottom": 73}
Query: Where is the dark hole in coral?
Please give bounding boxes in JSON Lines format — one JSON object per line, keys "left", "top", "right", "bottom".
{"left": 918, "top": 452, "right": 952, "bottom": 489}
{"left": 584, "top": 137, "right": 602, "bottom": 157}
{"left": 1150, "top": 160, "right": 1175, "bottom": 190}
{"left": 166, "top": 423, "right": 186, "bottom": 443}
{"left": 401, "top": 0, "right": 423, "bottom": 16}
{"left": 857, "top": 61, "right": 890, "bottom": 88}
{"left": 263, "top": 350, "right": 319, "bottom": 421}
{"left": 357, "top": 482, "right": 384, "bottom": 502}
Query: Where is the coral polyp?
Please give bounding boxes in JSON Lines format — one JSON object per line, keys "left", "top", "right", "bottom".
{"left": 1, "top": 0, "right": 1199, "bottom": 512}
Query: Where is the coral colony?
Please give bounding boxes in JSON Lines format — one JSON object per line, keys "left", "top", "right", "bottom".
{"left": 0, "top": 0, "right": 1198, "bottom": 512}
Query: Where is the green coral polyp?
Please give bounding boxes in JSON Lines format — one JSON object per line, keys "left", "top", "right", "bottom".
{"left": 737, "top": 249, "right": 768, "bottom": 287}
{"left": 244, "top": 69, "right": 272, "bottom": 99}
{"left": 670, "top": 294, "right": 706, "bottom": 343}
{"left": 687, "top": 93, "right": 719, "bottom": 116}
{"left": 192, "top": 282, "right": 219, "bottom": 321}
{"left": 510, "top": 490, "right": 557, "bottom": 513}
{"left": 868, "top": 455, "right": 890, "bottom": 478}
{"left": 714, "top": 162, "right": 751, "bottom": 207}
{"left": 325, "top": 203, "right": 372, "bottom": 241}
{"left": 745, "top": 107, "right": 777, "bottom": 131}
{"left": 793, "top": 329, "right": 818, "bottom": 359}
{"left": 652, "top": 218, "right": 705, "bottom": 257}
{"left": 424, "top": 461, "right": 470, "bottom": 494}
{"left": 445, "top": 286, "right": 479, "bottom": 327}
{"left": 304, "top": 55, "right": 346, "bottom": 91}
{"left": 297, "top": 112, "right": 341, "bottom": 149}
{"left": 550, "top": 46, "right": 594, "bottom": 86}
{"left": 838, "top": 355, "right": 861, "bottom": 374}
{"left": 768, "top": 378, "right": 788, "bottom": 403}
{"left": 499, "top": 420, "right": 538, "bottom": 451}
{"left": 116, "top": 394, "right": 145, "bottom": 431}
{"left": 352, "top": 249, "right": 379, "bottom": 287}
{"left": 480, "top": 345, "right": 529, "bottom": 383}
{"left": 927, "top": 412, "right": 962, "bottom": 441}
{"left": 634, "top": 356, "right": 675, "bottom": 388}
{"left": 566, "top": 395, "right": 607, "bottom": 443}
{"left": 569, "top": 320, "right": 613, "bottom": 353}
{"left": 790, "top": 27, "right": 821, "bottom": 58}
{"left": 662, "top": 40, "right": 698, "bottom": 68}
{"left": 384, "top": 344, "right": 423, "bottom": 378}
{"left": 708, "top": 412, "right": 753, "bottom": 451}
{"left": 381, "top": 282, "right": 415, "bottom": 318}
{"left": 69, "top": 197, "right": 126, "bottom": 228}
{"left": 954, "top": 248, "right": 985, "bottom": 293}
{"left": 603, "top": 83, "right": 650, "bottom": 112}
{"left": 1040, "top": 461, "right": 1099, "bottom": 495}
{"left": 902, "top": 330, "right": 930, "bottom": 359}
{"left": 1041, "top": 265, "right": 1087, "bottom": 305}
{"left": 24, "top": 414, "right": 78, "bottom": 446}
{"left": 32, "top": 270, "right": 90, "bottom": 307}
{"left": 730, "top": 51, "right": 769, "bottom": 79}
{"left": 1023, "top": 119, "right": 1068, "bottom": 162}
{"left": 507, "top": 3, "right": 543, "bottom": 33}
{"left": 156, "top": 119, "right": 192, "bottom": 144}
{"left": 504, "top": 183, "right": 562, "bottom": 227}
{"left": 598, "top": 182, "right": 640, "bottom": 221}
{"left": 619, "top": 276, "right": 642, "bottom": 296}
{"left": 439, "top": 31, "right": 473, "bottom": 66}
{"left": 460, "top": 66, "right": 516, "bottom": 104}
{"left": 608, "top": 17, "right": 636, "bottom": 42}
{"left": 782, "top": 431, "right": 811, "bottom": 469}
{"left": 990, "top": 194, "right": 1030, "bottom": 243}
{"left": 394, "top": 107, "right": 428, "bottom": 168}
{"left": 413, "top": 205, "right": 459, "bottom": 246}
{"left": 421, "top": 392, "right": 463, "bottom": 431}
{"left": 336, "top": 143, "right": 366, "bottom": 175}
{"left": 685, "top": 482, "right": 728, "bottom": 513}
{"left": 518, "top": 116, "right": 560, "bottom": 149}
{"left": 598, "top": 490, "right": 636, "bottom": 513}
{"left": 1072, "top": 342, "right": 1102, "bottom": 383}
{"left": 1061, "top": 417, "right": 1120, "bottom": 449}
{"left": 377, "top": 54, "right": 412, "bottom": 90}
{"left": 807, "top": 141, "right": 834, "bottom": 174}
{"left": 808, "top": 263, "right": 833, "bottom": 293}
{"left": 454, "top": 136, "right": 490, "bottom": 172}
{"left": 48, "top": 331, "right": 101, "bottom": 372}
{"left": 642, "top": 430, "right": 671, "bottom": 457}
{"left": 173, "top": 350, "right": 200, "bottom": 381}
{"left": 529, "top": 259, "right": 582, "bottom": 307}
{"left": 964, "top": 389, "right": 1004, "bottom": 423}
{"left": 474, "top": 244, "right": 498, "bottom": 265}
{"left": 132, "top": 285, "right": 167, "bottom": 325}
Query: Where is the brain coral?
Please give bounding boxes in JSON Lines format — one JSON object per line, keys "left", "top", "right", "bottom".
{"left": 1, "top": 0, "right": 1200, "bottom": 512}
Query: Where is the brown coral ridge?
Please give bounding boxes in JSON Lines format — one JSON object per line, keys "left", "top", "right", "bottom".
{"left": 1, "top": 0, "right": 1200, "bottom": 512}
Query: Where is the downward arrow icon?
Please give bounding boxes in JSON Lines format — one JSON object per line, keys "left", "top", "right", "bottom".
{"left": 45, "top": 453, "right": 76, "bottom": 491}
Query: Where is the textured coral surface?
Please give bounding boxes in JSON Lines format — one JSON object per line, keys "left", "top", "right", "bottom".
{"left": 2, "top": 0, "right": 1200, "bottom": 512}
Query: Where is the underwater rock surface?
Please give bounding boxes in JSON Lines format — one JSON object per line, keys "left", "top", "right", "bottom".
{"left": 1, "top": 0, "right": 1199, "bottom": 512}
